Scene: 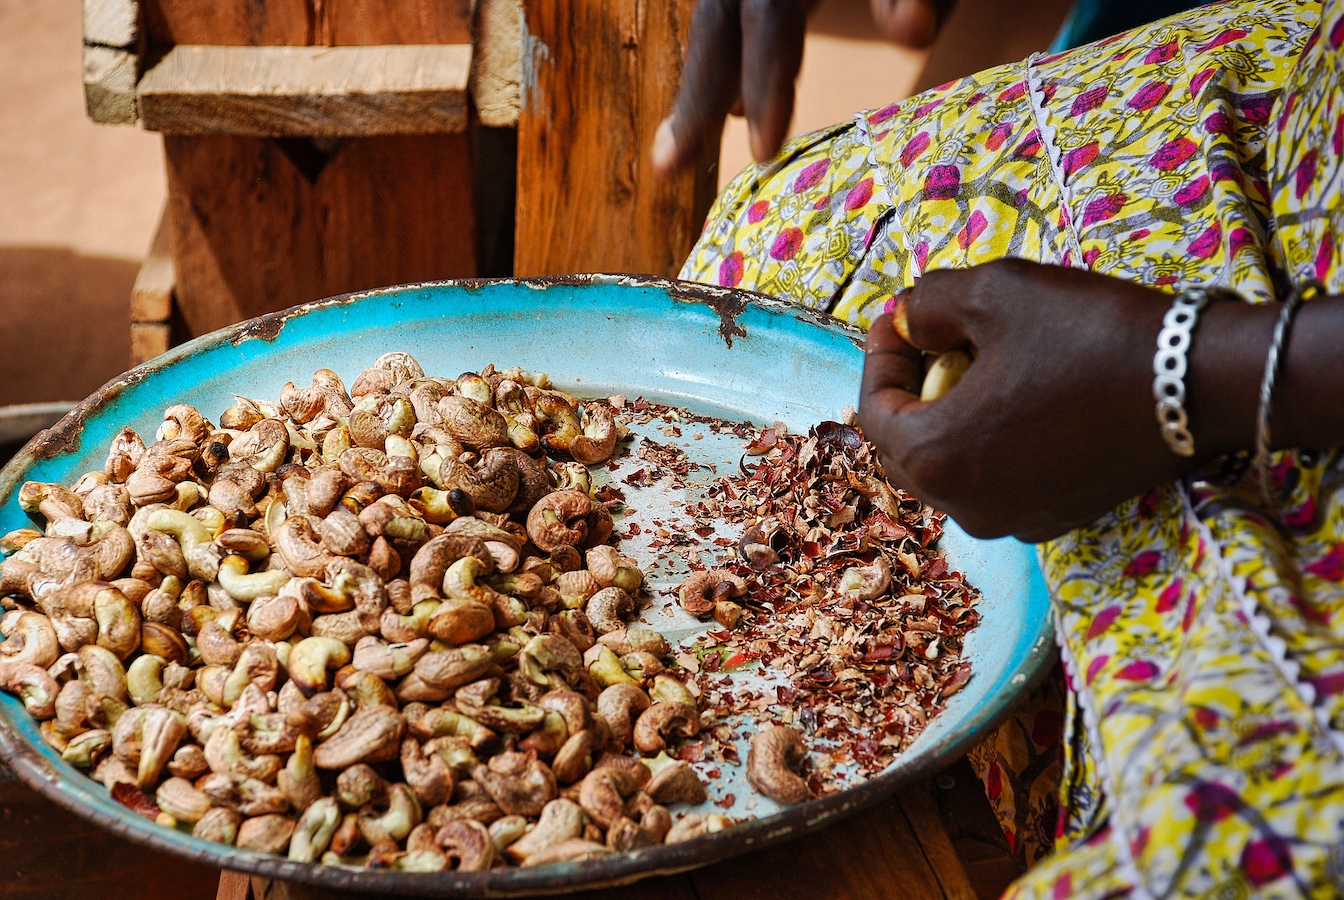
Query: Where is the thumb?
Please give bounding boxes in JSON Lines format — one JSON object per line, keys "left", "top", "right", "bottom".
{"left": 653, "top": 0, "right": 743, "bottom": 175}
{"left": 901, "top": 268, "right": 978, "bottom": 354}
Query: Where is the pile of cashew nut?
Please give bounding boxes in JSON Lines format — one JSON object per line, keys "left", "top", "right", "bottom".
{"left": 0, "top": 353, "right": 792, "bottom": 871}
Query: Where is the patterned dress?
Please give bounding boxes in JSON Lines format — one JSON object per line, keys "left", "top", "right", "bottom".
{"left": 681, "top": 1, "right": 1344, "bottom": 895}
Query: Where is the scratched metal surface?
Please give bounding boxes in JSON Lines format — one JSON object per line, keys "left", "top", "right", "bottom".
{"left": 0, "top": 276, "right": 1054, "bottom": 896}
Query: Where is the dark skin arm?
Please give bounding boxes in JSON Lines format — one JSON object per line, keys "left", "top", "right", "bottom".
{"left": 653, "top": 0, "right": 952, "bottom": 175}
{"left": 856, "top": 259, "right": 1344, "bottom": 543}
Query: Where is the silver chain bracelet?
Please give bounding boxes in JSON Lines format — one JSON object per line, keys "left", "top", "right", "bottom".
{"left": 1153, "top": 287, "right": 1216, "bottom": 457}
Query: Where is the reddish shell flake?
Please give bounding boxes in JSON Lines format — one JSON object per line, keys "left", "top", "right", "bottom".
{"left": 612, "top": 402, "right": 982, "bottom": 798}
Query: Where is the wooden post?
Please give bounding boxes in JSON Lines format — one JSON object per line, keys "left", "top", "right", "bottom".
{"left": 514, "top": 0, "right": 718, "bottom": 278}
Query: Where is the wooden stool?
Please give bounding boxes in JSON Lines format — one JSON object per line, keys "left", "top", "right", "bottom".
{"left": 83, "top": 0, "right": 718, "bottom": 365}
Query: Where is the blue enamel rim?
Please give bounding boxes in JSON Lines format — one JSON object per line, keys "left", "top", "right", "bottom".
{"left": 0, "top": 276, "right": 1054, "bottom": 896}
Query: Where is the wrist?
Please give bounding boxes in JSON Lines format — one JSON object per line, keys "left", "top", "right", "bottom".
{"left": 1185, "top": 298, "right": 1277, "bottom": 459}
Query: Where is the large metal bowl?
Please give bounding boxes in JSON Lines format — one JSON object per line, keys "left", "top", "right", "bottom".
{"left": 0, "top": 276, "right": 1053, "bottom": 895}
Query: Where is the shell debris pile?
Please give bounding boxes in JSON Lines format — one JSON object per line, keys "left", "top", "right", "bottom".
{"left": 0, "top": 353, "right": 747, "bottom": 870}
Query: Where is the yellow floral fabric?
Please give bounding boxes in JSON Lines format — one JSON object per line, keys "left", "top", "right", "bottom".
{"left": 683, "top": 1, "right": 1344, "bottom": 896}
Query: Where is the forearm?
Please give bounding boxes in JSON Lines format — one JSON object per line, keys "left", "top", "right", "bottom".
{"left": 1188, "top": 295, "right": 1344, "bottom": 458}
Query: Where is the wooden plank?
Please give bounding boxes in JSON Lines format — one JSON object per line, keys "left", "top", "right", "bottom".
{"left": 130, "top": 322, "right": 171, "bottom": 364}
{"left": 132, "top": 209, "right": 175, "bottom": 324}
{"left": 140, "top": 0, "right": 317, "bottom": 48}
{"left": 897, "top": 782, "right": 980, "bottom": 900}
{"left": 325, "top": 0, "right": 473, "bottom": 46}
{"left": 216, "top": 872, "right": 252, "bottom": 900}
{"left": 245, "top": 871, "right": 697, "bottom": 900}
{"left": 513, "top": 0, "right": 718, "bottom": 277}
{"left": 164, "top": 132, "right": 476, "bottom": 337}
{"left": 0, "top": 777, "right": 218, "bottom": 900}
{"left": 470, "top": 0, "right": 521, "bottom": 128}
{"left": 84, "top": 0, "right": 138, "bottom": 49}
{"left": 688, "top": 789, "right": 955, "bottom": 899}
{"left": 138, "top": 45, "right": 471, "bottom": 137}
{"left": 83, "top": 44, "right": 138, "bottom": 124}
{"left": 141, "top": 0, "right": 470, "bottom": 49}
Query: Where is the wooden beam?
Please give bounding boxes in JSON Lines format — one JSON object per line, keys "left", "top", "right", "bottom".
{"left": 138, "top": 44, "right": 472, "bottom": 137}
{"left": 140, "top": 0, "right": 472, "bottom": 49}
{"left": 131, "top": 208, "right": 175, "bottom": 326}
{"left": 514, "top": 0, "right": 718, "bottom": 277}
{"left": 470, "top": 0, "right": 521, "bottom": 128}
{"left": 83, "top": 0, "right": 140, "bottom": 124}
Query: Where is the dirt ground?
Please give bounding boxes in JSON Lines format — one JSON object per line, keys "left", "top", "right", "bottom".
{"left": 0, "top": 0, "right": 1060, "bottom": 408}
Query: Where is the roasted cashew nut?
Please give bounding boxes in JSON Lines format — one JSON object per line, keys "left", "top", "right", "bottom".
{"left": 747, "top": 724, "right": 813, "bottom": 805}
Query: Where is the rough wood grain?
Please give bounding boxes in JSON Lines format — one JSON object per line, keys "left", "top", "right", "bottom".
{"left": 245, "top": 872, "right": 698, "bottom": 900}
{"left": 164, "top": 132, "right": 476, "bottom": 337}
{"left": 514, "top": 0, "right": 717, "bottom": 277}
{"left": 131, "top": 209, "right": 174, "bottom": 324}
{"left": 325, "top": 0, "right": 472, "bottom": 46}
{"left": 138, "top": 44, "right": 471, "bottom": 137}
{"left": 471, "top": 0, "right": 521, "bottom": 128}
{"left": 0, "top": 777, "right": 218, "bottom": 900}
{"left": 897, "top": 783, "right": 980, "bottom": 900}
{"left": 141, "top": 0, "right": 471, "bottom": 49}
{"left": 83, "top": 45, "right": 138, "bottom": 124}
{"left": 215, "top": 872, "right": 251, "bottom": 900}
{"left": 83, "top": 0, "right": 138, "bottom": 49}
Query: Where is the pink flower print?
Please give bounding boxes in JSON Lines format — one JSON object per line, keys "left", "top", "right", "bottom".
{"left": 1144, "top": 40, "right": 1178, "bottom": 64}
{"left": 1190, "top": 67, "right": 1216, "bottom": 98}
{"left": 1085, "top": 655, "right": 1109, "bottom": 685}
{"left": 1128, "top": 80, "right": 1171, "bottom": 111}
{"left": 1305, "top": 543, "right": 1344, "bottom": 581}
{"left": 1290, "top": 592, "right": 1332, "bottom": 626}
{"left": 1242, "top": 836, "right": 1293, "bottom": 887}
{"left": 718, "top": 252, "right": 744, "bottom": 287}
{"left": 1184, "top": 781, "right": 1240, "bottom": 822}
{"left": 1199, "top": 28, "right": 1247, "bottom": 52}
{"left": 1082, "top": 248, "right": 1100, "bottom": 267}
{"left": 1013, "top": 129, "right": 1042, "bottom": 159}
{"left": 792, "top": 159, "right": 830, "bottom": 193}
{"left": 998, "top": 81, "right": 1028, "bottom": 103}
{"left": 1051, "top": 873, "right": 1072, "bottom": 900}
{"left": 1129, "top": 228, "right": 1151, "bottom": 242}
{"left": 1188, "top": 223, "right": 1222, "bottom": 258}
{"left": 1334, "top": 112, "right": 1343, "bottom": 156}
{"left": 914, "top": 241, "right": 929, "bottom": 270}
{"left": 1281, "top": 494, "right": 1317, "bottom": 528}
{"left": 1228, "top": 227, "right": 1255, "bottom": 256}
{"left": 1193, "top": 706, "right": 1220, "bottom": 728}
{"left": 900, "top": 131, "right": 931, "bottom": 166}
{"left": 1175, "top": 176, "right": 1210, "bottom": 207}
{"left": 1238, "top": 96, "right": 1272, "bottom": 125}
{"left": 1204, "top": 111, "right": 1233, "bottom": 136}
{"left": 924, "top": 164, "right": 962, "bottom": 201}
{"left": 1182, "top": 591, "right": 1199, "bottom": 631}
{"left": 869, "top": 102, "right": 903, "bottom": 124}
{"left": 1085, "top": 605, "right": 1121, "bottom": 640}
{"left": 1070, "top": 85, "right": 1109, "bottom": 118}
{"left": 747, "top": 200, "right": 769, "bottom": 224}
{"left": 1155, "top": 579, "right": 1184, "bottom": 613}
{"left": 1115, "top": 660, "right": 1159, "bottom": 681}
{"left": 913, "top": 97, "right": 944, "bottom": 119}
{"left": 1275, "top": 92, "right": 1297, "bottom": 133}
{"left": 986, "top": 122, "right": 1013, "bottom": 151}
{"left": 1062, "top": 142, "right": 1099, "bottom": 177}
{"left": 957, "top": 210, "right": 988, "bottom": 249}
{"left": 1317, "top": 232, "right": 1335, "bottom": 282}
{"left": 845, "top": 177, "right": 874, "bottom": 211}
{"left": 769, "top": 227, "right": 804, "bottom": 261}
{"left": 1331, "top": 13, "right": 1344, "bottom": 48}
{"left": 813, "top": 195, "right": 830, "bottom": 210}
{"left": 1123, "top": 549, "right": 1162, "bottom": 578}
{"left": 1311, "top": 670, "right": 1344, "bottom": 696}
{"left": 1295, "top": 148, "right": 1319, "bottom": 199}
{"left": 1082, "top": 193, "right": 1126, "bottom": 227}
{"left": 1151, "top": 137, "right": 1197, "bottom": 171}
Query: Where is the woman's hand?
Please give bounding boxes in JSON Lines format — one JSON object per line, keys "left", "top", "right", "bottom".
{"left": 856, "top": 260, "right": 1273, "bottom": 542}
{"left": 653, "top": 0, "right": 954, "bottom": 176}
